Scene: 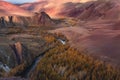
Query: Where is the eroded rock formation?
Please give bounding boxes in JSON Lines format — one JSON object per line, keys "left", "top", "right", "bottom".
{"left": 0, "top": 11, "right": 54, "bottom": 27}
{"left": 10, "top": 42, "right": 28, "bottom": 65}
{"left": 38, "top": 12, "right": 54, "bottom": 26}
{"left": 32, "top": 11, "right": 54, "bottom": 26}
{"left": 0, "top": 17, "right": 7, "bottom": 27}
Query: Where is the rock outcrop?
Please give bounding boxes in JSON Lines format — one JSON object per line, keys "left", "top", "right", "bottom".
{"left": 0, "top": 0, "right": 33, "bottom": 27}
{"left": 32, "top": 11, "right": 54, "bottom": 26}
{"left": 10, "top": 42, "right": 28, "bottom": 65}
{"left": 38, "top": 12, "right": 54, "bottom": 26}
{"left": 0, "top": 17, "right": 7, "bottom": 27}
{"left": 10, "top": 42, "right": 23, "bottom": 64}
{"left": 0, "top": 16, "right": 29, "bottom": 27}
{"left": 0, "top": 11, "right": 54, "bottom": 27}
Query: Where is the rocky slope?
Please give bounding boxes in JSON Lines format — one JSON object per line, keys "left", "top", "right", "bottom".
{"left": 0, "top": 16, "right": 30, "bottom": 27}
{"left": 38, "top": 12, "right": 54, "bottom": 26}
{"left": 20, "top": 0, "right": 120, "bottom": 20}
{"left": 0, "top": 11, "right": 54, "bottom": 27}
{"left": 20, "top": 0, "right": 96, "bottom": 18}
{"left": 59, "top": 0, "right": 120, "bottom": 20}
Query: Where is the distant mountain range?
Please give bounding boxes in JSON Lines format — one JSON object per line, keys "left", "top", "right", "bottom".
{"left": 1, "top": 0, "right": 120, "bottom": 27}
{"left": 18, "top": 0, "right": 120, "bottom": 19}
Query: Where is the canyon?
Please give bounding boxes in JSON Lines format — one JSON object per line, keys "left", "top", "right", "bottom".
{"left": 0, "top": 0, "right": 120, "bottom": 80}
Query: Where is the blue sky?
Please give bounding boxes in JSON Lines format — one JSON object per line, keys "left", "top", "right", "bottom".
{"left": 4, "top": 0, "right": 36, "bottom": 3}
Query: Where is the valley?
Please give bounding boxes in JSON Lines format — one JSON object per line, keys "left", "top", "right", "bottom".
{"left": 51, "top": 20, "right": 120, "bottom": 65}
{"left": 0, "top": 0, "right": 120, "bottom": 80}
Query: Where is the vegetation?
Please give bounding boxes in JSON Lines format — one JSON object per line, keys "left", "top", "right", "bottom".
{"left": 7, "top": 63, "right": 26, "bottom": 77}
{"left": 6, "top": 27, "right": 24, "bottom": 34}
{"left": 1, "top": 27, "right": 120, "bottom": 80}
{"left": 28, "top": 34, "right": 120, "bottom": 80}
{"left": 30, "top": 43, "right": 120, "bottom": 80}
{"left": 6, "top": 32, "right": 63, "bottom": 77}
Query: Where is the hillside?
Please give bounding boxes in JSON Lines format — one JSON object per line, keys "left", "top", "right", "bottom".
{"left": 0, "top": 1, "right": 32, "bottom": 16}
{"left": 0, "top": 25, "right": 119, "bottom": 80}
{"left": 20, "top": 0, "right": 120, "bottom": 19}
{"left": 58, "top": 0, "right": 120, "bottom": 20}
{"left": 0, "top": 0, "right": 120, "bottom": 80}
{"left": 20, "top": 0, "right": 97, "bottom": 18}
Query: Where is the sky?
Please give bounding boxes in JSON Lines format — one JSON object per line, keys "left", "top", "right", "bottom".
{"left": 4, "top": 0, "right": 36, "bottom": 3}
{"left": 3, "top": 0, "right": 96, "bottom": 4}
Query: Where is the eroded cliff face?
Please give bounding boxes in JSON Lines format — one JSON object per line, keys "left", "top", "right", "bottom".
{"left": 0, "top": 41, "right": 32, "bottom": 73}
{"left": 0, "top": 33, "right": 43, "bottom": 75}
{"left": 38, "top": 12, "right": 54, "bottom": 26}
{"left": 0, "top": 16, "right": 27, "bottom": 27}
{"left": 0, "top": 12, "right": 54, "bottom": 28}
{"left": 31, "top": 11, "right": 54, "bottom": 26}
{"left": 10, "top": 42, "right": 28, "bottom": 65}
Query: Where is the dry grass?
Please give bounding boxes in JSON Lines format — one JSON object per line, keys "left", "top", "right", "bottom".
{"left": 6, "top": 27, "right": 24, "bottom": 34}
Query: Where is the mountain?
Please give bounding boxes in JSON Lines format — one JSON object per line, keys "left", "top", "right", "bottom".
{"left": 59, "top": 0, "right": 120, "bottom": 20}
{"left": 0, "top": 1, "right": 55, "bottom": 27}
{"left": 0, "top": 1, "right": 34, "bottom": 27}
{"left": 0, "top": 0, "right": 120, "bottom": 79}
{"left": 0, "top": 1, "right": 32, "bottom": 17}
{"left": 19, "top": 0, "right": 96, "bottom": 18}
{"left": 19, "top": 0, "right": 120, "bottom": 19}
{"left": 20, "top": 1, "right": 48, "bottom": 12}
{"left": 20, "top": 1, "right": 58, "bottom": 17}
{"left": 38, "top": 12, "right": 54, "bottom": 26}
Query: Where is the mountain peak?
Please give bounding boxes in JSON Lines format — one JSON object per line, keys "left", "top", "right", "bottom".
{"left": 38, "top": 11, "right": 54, "bottom": 26}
